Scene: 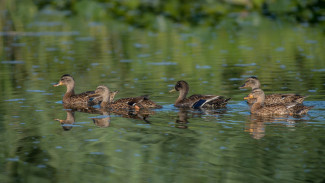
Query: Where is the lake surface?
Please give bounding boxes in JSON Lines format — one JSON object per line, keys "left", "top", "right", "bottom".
{"left": 1, "top": 4, "right": 325, "bottom": 183}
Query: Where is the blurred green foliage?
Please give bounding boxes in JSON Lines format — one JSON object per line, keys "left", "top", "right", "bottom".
{"left": 29, "top": 0, "right": 325, "bottom": 28}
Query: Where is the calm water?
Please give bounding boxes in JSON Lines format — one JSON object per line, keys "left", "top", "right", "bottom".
{"left": 1, "top": 5, "right": 325, "bottom": 183}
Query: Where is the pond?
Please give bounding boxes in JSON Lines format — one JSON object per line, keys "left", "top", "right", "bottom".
{"left": 1, "top": 3, "right": 325, "bottom": 183}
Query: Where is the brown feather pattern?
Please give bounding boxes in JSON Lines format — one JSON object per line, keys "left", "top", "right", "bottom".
{"left": 240, "top": 77, "right": 306, "bottom": 105}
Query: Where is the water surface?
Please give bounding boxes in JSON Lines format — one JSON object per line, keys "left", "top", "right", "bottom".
{"left": 1, "top": 4, "right": 325, "bottom": 183}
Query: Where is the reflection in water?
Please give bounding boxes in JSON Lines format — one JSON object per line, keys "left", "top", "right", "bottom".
{"left": 245, "top": 114, "right": 268, "bottom": 139}
{"left": 54, "top": 105, "right": 156, "bottom": 130}
{"left": 175, "top": 109, "right": 189, "bottom": 129}
{"left": 175, "top": 108, "right": 228, "bottom": 129}
{"left": 54, "top": 110, "right": 75, "bottom": 131}
{"left": 110, "top": 108, "right": 154, "bottom": 124}
{"left": 91, "top": 111, "right": 111, "bottom": 128}
{"left": 245, "top": 114, "right": 303, "bottom": 139}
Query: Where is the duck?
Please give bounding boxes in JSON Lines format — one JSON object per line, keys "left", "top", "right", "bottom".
{"left": 88, "top": 85, "right": 162, "bottom": 110}
{"left": 169, "top": 80, "right": 231, "bottom": 108}
{"left": 53, "top": 74, "right": 101, "bottom": 105}
{"left": 240, "top": 76, "right": 306, "bottom": 105}
{"left": 244, "top": 88, "right": 313, "bottom": 116}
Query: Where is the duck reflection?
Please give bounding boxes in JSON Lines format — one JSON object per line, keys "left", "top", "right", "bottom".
{"left": 54, "top": 109, "right": 75, "bottom": 131}
{"left": 245, "top": 114, "right": 304, "bottom": 139}
{"left": 175, "top": 109, "right": 190, "bottom": 129}
{"left": 111, "top": 108, "right": 154, "bottom": 123}
{"left": 174, "top": 108, "right": 227, "bottom": 129}
{"left": 245, "top": 114, "right": 268, "bottom": 139}
{"left": 55, "top": 105, "right": 156, "bottom": 130}
{"left": 91, "top": 111, "right": 111, "bottom": 128}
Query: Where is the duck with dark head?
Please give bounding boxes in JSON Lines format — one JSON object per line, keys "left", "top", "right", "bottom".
{"left": 170, "top": 80, "right": 231, "bottom": 109}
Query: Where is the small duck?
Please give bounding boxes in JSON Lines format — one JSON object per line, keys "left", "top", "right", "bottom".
{"left": 53, "top": 74, "right": 101, "bottom": 105}
{"left": 170, "top": 80, "right": 231, "bottom": 108}
{"left": 244, "top": 88, "right": 313, "bottom": 116}
{"left": 88, "top": 85, "right": 162, "bottom": 110}
{"left": 240, "top": 76, "right": 306, "bottom": 105}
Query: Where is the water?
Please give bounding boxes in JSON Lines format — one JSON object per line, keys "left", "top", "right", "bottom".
{"left": 1, "top": 4, "right": 325, "bottom": 183}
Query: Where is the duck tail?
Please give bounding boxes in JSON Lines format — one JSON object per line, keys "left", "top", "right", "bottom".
{"left": 298, "top": 105, "right": 314, "bottom": 115}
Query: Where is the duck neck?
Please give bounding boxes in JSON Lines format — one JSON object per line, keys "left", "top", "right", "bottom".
{"left": 63, "top": 82, "right": 75, "bottom": 102}
{"left": 252, "top": 80, "right": 261, "bottom": 90}
{"left": 176, "top": 88, "right": 188, "bottom": 104}
{"left": 100, "top": 92, "right": 110, "bottom": 108}
{"left": 251, "top": 96, "right": 264, "bottom": 113}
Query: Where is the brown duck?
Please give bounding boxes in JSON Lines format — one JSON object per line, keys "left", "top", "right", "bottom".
{"left": 88, "top": 85, "right": 162, "bottom": 110}
{"left": 170, "top": 80, "right": 231, "bottom": 109}
{"left": 244, "top": 88, "right": 313, "bottom": 116}
{"left": 53, "top": 74, "right": 101, "bottom": 105}
{"left": 240, "top": 76, "right": 306, "bottom": 105}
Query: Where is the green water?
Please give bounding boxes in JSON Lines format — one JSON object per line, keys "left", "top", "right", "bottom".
{"left": 1, "top": 2, "right": 325, "bottom": 183}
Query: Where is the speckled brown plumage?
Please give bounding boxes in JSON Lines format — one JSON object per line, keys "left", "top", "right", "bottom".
{"left": 89, "top": 85, "right": 162, "bottom": 109}
{"left": 240, "top": 76, "right": 306, "bottom": 105}
{"left": 245, "top": 89, "right": 313, "bottom": 116}
{"left": 53, "top": 74, "right": 102, "bottom": 105}
{"left": 170, "top": 80, "right": 230, "bottom": 108}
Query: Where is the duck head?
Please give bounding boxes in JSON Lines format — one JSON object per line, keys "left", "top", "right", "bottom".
{"left": 240, "top": 76, "right": 261, "bottom": 90}
{"left": 53, "top": 74, "right": 75, "bottom": 87}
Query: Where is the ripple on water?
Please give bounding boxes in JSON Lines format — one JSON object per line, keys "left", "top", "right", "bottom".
{"left": 7, "top": 157, "right": 19, "bottom": 162}
{"left": 5, "top": 98, "right": 25, "bottom": 102}
{"left": 1, "top": 60, "right": 25, "bottom": 64}
{"left": 84, "top": 139, "right": 99, "bottom": 142}
{"left": 26, "top": 90, "right": 45, "bottom": 93}
{"left": 195, "top": 65, "right": 211, "bottom": 69}
{"left": 147, "top": 62, "right": 177, "bottom": 65}
{"left": 234, "top": 63, "right": 256, "bottom": 67}
{"left": 311, "top": 69, "right": 325, "bottom": 72}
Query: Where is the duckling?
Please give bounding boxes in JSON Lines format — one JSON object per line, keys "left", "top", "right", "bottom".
{"left": 170, "top": 80, "right": 230, "bottom": 109}
{"left": 88, "top": 85, "right": 162, "bottom": 110}
{"left": 244, "top": 88, "right": 313, "bottom": 116}
{"left": 240, "top": 76, "right": 306, "bottom": 105}
{"left": 53, "top": 74, "right": 101, "bottom": 105}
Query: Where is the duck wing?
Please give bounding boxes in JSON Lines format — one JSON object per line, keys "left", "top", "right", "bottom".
{"left": 286, "top": 103, "right": 313, "bottom": 115}
{"left": 188, "top": 95, "right": 230, "bottom": 109}
{"left": 138, "top": 96, "right": 162, "bottom": 109}
{"left": 68, "top": 91, "right": 98, "bottom": 104}
{"left": 256, "top": 104, "right": 290, "bottom": 116}
{"left": 265, "top": 94, "right": 306, "bottom": 104}
{"left": 111, "top": 96, "right": 149, "bottom": 109}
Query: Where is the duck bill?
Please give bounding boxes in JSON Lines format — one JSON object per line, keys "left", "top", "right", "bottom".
{"left": 169, "top": 88, "right": 176, "bottom": 93}
{"left": 244, "top": 95, "right": 253, "bottom": 100}
{"left": 88, "top": 93, "right": 100, "bottom": 98}
{"left": 53, "top": 81, "right": 63, "bottom": 87}
{"left": 239, "top": 84, "right": 246, "bottom": 89}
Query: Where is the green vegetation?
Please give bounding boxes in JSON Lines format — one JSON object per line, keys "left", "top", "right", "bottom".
{"left": 4, "top": 0, "right": 324, "bottom": 29}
